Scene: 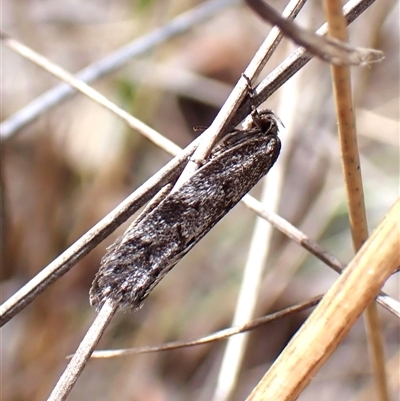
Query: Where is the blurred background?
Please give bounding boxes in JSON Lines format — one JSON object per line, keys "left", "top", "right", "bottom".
{"left": 1, "top": 0, "right": 399, "bottom": 400}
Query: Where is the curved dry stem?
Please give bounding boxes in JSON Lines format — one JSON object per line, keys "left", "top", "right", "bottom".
{"left": 234, "top": 0, "right": 379, "bottom": 128}
{"left": 245, "top": 0, "right": 383, "bottom": 66}
{"left": 89, "top": 295, "right": 323, "bottom": 358}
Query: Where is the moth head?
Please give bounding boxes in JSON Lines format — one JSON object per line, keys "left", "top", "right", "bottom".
{"left": 253, "top": 109, "right": 283, "bottom": 136}
{"left": 242, "top": 108, "right": 283, "bottom": 136}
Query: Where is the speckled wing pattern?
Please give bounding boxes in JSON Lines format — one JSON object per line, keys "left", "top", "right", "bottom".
{"left": 90, "top": 111, "right": 281, "bottom": 312}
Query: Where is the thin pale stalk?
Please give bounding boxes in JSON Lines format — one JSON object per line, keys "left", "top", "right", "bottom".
{"left": 47, "top": 300, "right": 117, "bottom": 401}
{"left": 233, "top": 0, "right": 379, "bottom": 129}
{"left": 323, "top": 1, "right": 390, "bottom": 399}
{"left": 246, "top": 200, "right": 400, "bottom": 401}
{"left": 90, "top": 295, "right": 323, "bottom": 358}
{"left": 0, "top": 0, "right": 385, "bottom": 331}
{"left": 175, "top": 0, "right": 308, "bottom": 188}
{"left": 212, "top": 5, "right": 306, "bottom": 394}
{"left": 0, "top": 147, "right": 190, "bottom": 326}
{"left": 0, "top": 0, "right": 238, "bottom": 140}
{"left": 0, "top": 32, "right": 181, "bottom": 157}
{"left": 242, "top": 195, "right": 400, "bottom": 318}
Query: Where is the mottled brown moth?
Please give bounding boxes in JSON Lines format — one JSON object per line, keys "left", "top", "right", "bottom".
{"left": 90, "top": 108, "right": 281, "bottom": 312}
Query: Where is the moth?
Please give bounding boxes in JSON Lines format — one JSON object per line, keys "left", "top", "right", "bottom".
{"left": 90, "top": 108, "right": 281, "bottom": 312}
